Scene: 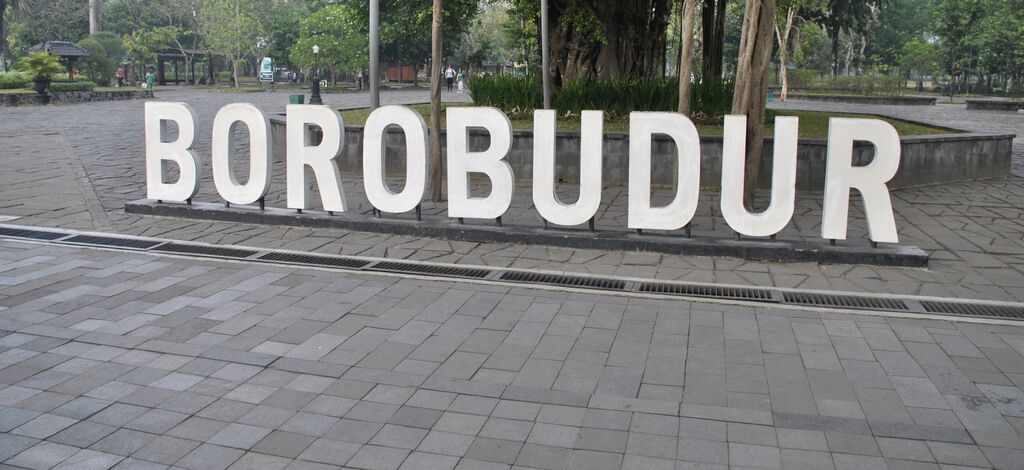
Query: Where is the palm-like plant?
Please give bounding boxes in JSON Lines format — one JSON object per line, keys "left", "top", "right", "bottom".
{"left": 16, "top": 52, "right": 64, "bottom": 95}
{"left": 1, "top": 0, "right": 37, "bottom": 71}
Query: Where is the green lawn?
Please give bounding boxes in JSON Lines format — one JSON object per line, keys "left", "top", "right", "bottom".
{"left": 341, "top": 104, "right": 951, "bottom": 138}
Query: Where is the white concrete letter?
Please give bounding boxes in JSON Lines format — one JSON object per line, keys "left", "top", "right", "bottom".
{"left": 362, "top": 106, "right": 427, "bottom": 214}
{"left": 627, "top": 112, "right": 700, "bottom": 230}
{"left": 211, "top": 103, "right": 272, "bottom": 205}
{"left": 447, "top": 107, "right": 514, "bottom": 219}
{"left": 822, "top": 118, "right": 901, "bottom": 243}
{"left": 286, "top": 105, "right": 347, "bottom": 212}
{"left": 532, "top": 110, "right": 603, "bottom": 226}
{"left": 720, "top": 115, "right": 798, "bottom": 237}
{"left": 145, "top": 102, "right": 200, "bottom": 202}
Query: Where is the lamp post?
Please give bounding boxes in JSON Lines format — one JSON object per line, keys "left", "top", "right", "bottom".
{"left": 310, "top": 44, "right": 323, "bottom": 105}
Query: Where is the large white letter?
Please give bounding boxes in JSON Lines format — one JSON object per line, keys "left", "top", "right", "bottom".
{"left": 822, "top": 118, "right": 901, "bottom": 243}
{"left": 145, "top": 102, "right": 200, "bottom": 202}
{"left": 447, "top": 107, "right": 514, "bottom": 219}
{"left": 627, "top": 112, "right": 700, "bottom": 230}
{"left": 532, "top": 110, "right": 603, "bottom": 226}
{"left": 720, "top": 116, "right": 798, "bottom": 237}
{"left": 211, "top": 103, "right": 272, "bottom": 205}
{"left": 286, "top": 105, "right": 347, "bottom": 212}
{"left": 362, "top": 106, "right": 426, "bottom": 214}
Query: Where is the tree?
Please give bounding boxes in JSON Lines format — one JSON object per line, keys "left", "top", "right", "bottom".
{"left": 199, "top": 0, "right": 258, "bottom": 87}
{"left": 429, "top": 0, "right": 442, "bottom": 201}
{"left": 732, "top": 0, "right": 776, "bottom": 205}
{"left": 814, "top": 0, "right": 883, "bottom": 76}
{"left": 701, "top": 0, "right": 729, "bottom": 83}
{"left": 289, "top": 4, "right": 367, "bottom": 80}
{"left": 899, "top": 36, "right": 936, "bottom": 90}
{"left": 79, "top": 32, "right": 125, "bottom": 84}
{"left": 0, "top": 0, "right": 35, "bottom": 71}
{"left": 509, "top": 0, "right": 672, "bottom": 82}
{"left": 775, "top": 0, "right": 826, "bottom": 100}
{"left": 88, "top": 0, "right": 100, "bottom": 33}
{"left": 677, "top": 0, "right": 697, "bottom": 114}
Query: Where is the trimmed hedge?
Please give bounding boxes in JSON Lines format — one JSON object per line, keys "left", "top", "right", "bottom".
{"left": 49, "top": 80, "right": 98, "bottom": 92}
{"left": 467, "top": 75, "right": 734, "bottom": 120}
{"left": 0, "top": 71, "right": 30, "bottom": 89}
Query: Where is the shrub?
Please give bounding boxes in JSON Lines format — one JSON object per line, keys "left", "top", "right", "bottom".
{"left": 0, "top": 71, "right": 30, "bottom": 89}
{"left": 49, "top": 80, "right": 97, "bottom": 92}
{"left": 466, "top": 74, "right": 541, "bottom": 117}
{"left": 15, "top": 52, "right": 65, "bottom": 81}
{"left": 467, "top": 75, "right": 734, "bottom": 120}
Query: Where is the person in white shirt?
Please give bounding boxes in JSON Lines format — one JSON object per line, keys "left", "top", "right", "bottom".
{"left": 445, "top": 65, "right": 455, "bottom": 92}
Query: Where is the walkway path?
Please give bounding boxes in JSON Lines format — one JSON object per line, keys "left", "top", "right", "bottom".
{"left": 1, "top": 239, "right": 1024, "bottom": 469}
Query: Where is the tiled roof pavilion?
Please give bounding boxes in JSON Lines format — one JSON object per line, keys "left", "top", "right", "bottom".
{"left": 26, "top": 40, "right": 93, "bottom": 58}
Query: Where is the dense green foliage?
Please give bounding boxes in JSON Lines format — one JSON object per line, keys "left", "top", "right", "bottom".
{"left": 0, "top": 70, "right": 29, "bottom": 88}
{"left": 467, "top": 75, "right": 734, "bottom": 119}
{"left": 15, "top": 52, "right": 64, "bottom": 80}
{"left": 49, "top": 80, "right": 97, "bottom": 92}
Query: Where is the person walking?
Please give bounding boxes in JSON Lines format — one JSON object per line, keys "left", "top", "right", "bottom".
{"left": 445, "top": 65, "right": 455, "bottom": 92}
{"left": 115, "top": 66, "right": 125, "bottom": 87}
{"left": 457, "top": 70, "right": 465, "bottom": 94}
{"left": 144, "top": 67, "right": 155, "bottom": 90}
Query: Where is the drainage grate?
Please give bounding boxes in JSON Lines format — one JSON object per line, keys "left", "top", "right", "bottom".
{"left": 639, "top": 282, "right": 775, "bottom": 301}
{"left": 0, "top": 227, "right": 67, "bottom": 240}
{"left": 258, "top": 252, "right": 370, "bottom": 269}
{"left": 783, "top": 292, "right": 908, "bottom": 311}
{"left": 153, "top": 243, "right": 258, "bottom": 259}
{"left": 63, "top": 234, "right": 162, "bottom": 250}
{"left": 500, "top": 271, "right": 627, "bottom": 291}
{"left": 368, "top": 261, "right": 491, "bottom": 279}
{"left": 920, "top": 300, "right": 1024, "bottom": 319}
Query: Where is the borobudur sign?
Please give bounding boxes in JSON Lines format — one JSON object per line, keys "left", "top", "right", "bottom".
{"left": 143, "top": 102, "right": 903, "bottom": 244}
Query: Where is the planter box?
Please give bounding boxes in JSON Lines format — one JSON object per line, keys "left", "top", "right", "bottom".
{"left": 269, "top": 115, "right": 1013, "bottom": 191}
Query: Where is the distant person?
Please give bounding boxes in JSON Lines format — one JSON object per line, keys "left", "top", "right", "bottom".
{"left": 445, "top": 65, "right": 455, "bottom": 92}
{"left": 115, "top": 66, "right": 125, "bottom": 87}
{"left": 144, "top": 68, "right": 155, "bottom": 90}
{"left": 457, "top": 70, "right": 465, "bottom": 94}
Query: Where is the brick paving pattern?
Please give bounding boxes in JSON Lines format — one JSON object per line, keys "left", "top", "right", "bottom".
{"left": 0, "top": 240, "right": 1023, "bottom": 469}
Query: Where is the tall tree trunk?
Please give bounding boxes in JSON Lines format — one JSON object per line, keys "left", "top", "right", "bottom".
{"left": 677, "top": 0, "right": 697, "bottom": 114}
{"left": 701, "top": 0, "right": 727, "bottom": 83}
{"left": 830, "top": 27, "right": 840, "bottom": 77}
{"left": 232, "top": 57, "right": 240, "bottom": 88}
{"left": 0, "top": 0, "right": 8, "bottom": 72}
{"left": 731, "top": 0, "right": 775, "bottom": 207}
{"left": 89, "top": 0, "right": 101, "bottom": 33}
{"left": 428, "top": 0, "right": 443, "bottom": 202}
{"left": 774, "top": 7, "right": 795, "bottom": 101}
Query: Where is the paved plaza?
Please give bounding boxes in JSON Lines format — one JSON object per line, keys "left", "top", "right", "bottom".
{"left": 0, "top": 88, "right": 1023, "bottom": 469}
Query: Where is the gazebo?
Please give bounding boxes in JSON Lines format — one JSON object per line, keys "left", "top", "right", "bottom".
{"left": 26, "top": 40, "right": 92, "bottom": 79}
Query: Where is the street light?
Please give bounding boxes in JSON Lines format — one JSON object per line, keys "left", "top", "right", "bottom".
{"left": 310, "top": 44, "right": 323, "bottom": 105}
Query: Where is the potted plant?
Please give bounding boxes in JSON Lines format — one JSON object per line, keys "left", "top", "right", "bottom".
{"left": 15, "top": 52, "right": 65, "bottom": 104}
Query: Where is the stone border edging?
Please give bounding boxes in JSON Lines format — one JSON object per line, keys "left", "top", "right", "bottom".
{"left": 785, "top": 93, "right": 937, "bottom": 105}
{"left": 0, "top": 89, "right": 154, "bottom": 107}
{"left": 124, "top": 199, "right": 930, "bottom": 267}
{"left": 965, "top": 99, "right": 1024, "bottom": 112}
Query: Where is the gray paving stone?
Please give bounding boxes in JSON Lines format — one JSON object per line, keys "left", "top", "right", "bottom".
{"left": 465, "top": 437, "right": 523, "bottom": 465}
{"left": 175, "top": 443, "right": 245, "bottom": 470}
{"left": 131, "top": 435, "right": 200, "bottom": 465}
{"left": 346, "top": 444, "right": 409, "bottom": 470}
{"left": 296, "top": 438, "right": 360, "bottom": 465}
{"left": 252, "top": 431, "right": 316, "bottom": 459}
{"left": 207, "top": 423, "right": 273, "bottom": 450}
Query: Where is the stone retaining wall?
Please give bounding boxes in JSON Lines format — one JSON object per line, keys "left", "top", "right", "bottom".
{"left": 785, "top": 93, "right": 937, "bottom": 106}
{"left": 965, "top": 99, "right": 1024, "bottom": 112}
{"left": 269, "top": 117, "right": 1013, "bottom": 191}
{"left": 0, "top": 90, "right": 153, "bottom": 107}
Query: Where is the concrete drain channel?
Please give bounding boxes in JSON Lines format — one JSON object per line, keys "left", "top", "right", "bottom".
{"left": 2, "top": 223, "right": 1023, "bottom": 322}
